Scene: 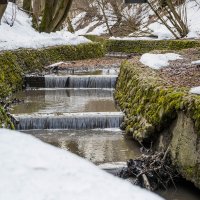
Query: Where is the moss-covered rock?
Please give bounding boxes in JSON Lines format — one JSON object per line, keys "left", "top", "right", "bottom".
{"left": 0, "top": 106, "right": 14, "bottom": 129}
{"left": 115, "top": 58, "right": 200, "bottom": 188}
{"left": 0, "top": 42, "right": 105, "bottom": 127}
{"left": 115, "top": 60, "right": 197, "bottom": 141}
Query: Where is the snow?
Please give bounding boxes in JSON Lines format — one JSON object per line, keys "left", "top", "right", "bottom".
{"left": 49, "top": 62, "right": 65, "bottom": 67}
{"left": 99, "top": 162, "right": 126, "bottom": 169}
{"left": 190, "top": 86, "right": 200, "bottom": 94}
{"left": 75, "top": 20, "right": 99, "bottom": 35}
{"left": 0, "top": 3, "right": 90, "bottom": 51}
{"left": 191, "top": 60, "right": 200, "bottom": 65}
{"left": 148, "top": 22, "right": 174, "bottom": 40}
{"left": 0, "top": 129, "right": 163, "bottom": 200}
{"left": 146, "top": 0, "right": 200, "bottom": 39}
{"left": 185, "top": 0, "right": 200, "bottom": 38}
{"left": 87, "top": 23, "right": 109, "bottom": 36}
{"left": 140, "top": 53, "right": 182, "bottom": 69}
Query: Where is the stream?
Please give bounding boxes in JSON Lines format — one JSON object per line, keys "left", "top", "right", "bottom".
{"left": 10, "top": 66, "right": 200, "bottom": 200}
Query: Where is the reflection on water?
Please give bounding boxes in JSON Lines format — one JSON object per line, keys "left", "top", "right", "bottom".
{"left": 10, "top": 89, "right": 119, "bottom": 114}
{"left": 24, "top": 129, "right": 141, "bottom": 164}
{"left": 157, "top": 180, "right": 200, "bottom": 200}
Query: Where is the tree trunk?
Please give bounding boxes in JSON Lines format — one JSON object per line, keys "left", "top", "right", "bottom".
{"left": 67, "top": 16, "right": 74, "bottom": 33}
{"left": 23, "top": 0, "right": 32, "bottom": 12}
{"left": 0, "top": 3, "right": 7, "bottom": 24}
{"left": 39, "top": 0, "right": 73, "bottom": 33}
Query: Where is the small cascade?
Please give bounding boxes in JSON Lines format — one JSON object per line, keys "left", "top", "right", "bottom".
{"left": 16, "top": 66, "right": 123, "bottom": 131}
{"left": 45, "top": 75, "right": 117, "bottom": 88}
{"left": 12, "top": 112, "right": 123, "bottom": 130}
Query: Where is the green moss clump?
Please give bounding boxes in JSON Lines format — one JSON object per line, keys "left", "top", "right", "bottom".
{"left": 115, "top": 60, "right": 200, "bottom": 142}
{"left": 0, "top": 52, "right": 23, "bottom": 98}
{"left": 0, "top": 106, "right": 14, "bottom": 129}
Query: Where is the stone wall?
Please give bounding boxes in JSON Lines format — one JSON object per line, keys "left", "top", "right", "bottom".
{"left": 115, "top": 59, "right": 200, "bottom": 188}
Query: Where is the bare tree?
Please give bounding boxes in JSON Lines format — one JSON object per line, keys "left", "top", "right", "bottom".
{"left": 96, "top": 0, "right": 113, "bottom": 36}
{"left": 148, "top": 0, "right": 189, "bottom": 38}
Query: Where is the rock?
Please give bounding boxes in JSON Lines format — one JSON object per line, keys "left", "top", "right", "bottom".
{"left": 157, "top": 112, "right": 200, "bottom": 189}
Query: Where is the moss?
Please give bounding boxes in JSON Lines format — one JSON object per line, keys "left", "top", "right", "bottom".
{"left": 115, "top": 59, "right": 200, "bottom": 142}
{"left": 83, "top": 35, "right": 200, "bottom": 54}
{"left": 86, "top": 37, "right": 200, "bottom": 53}
{"left": 0, "top": 42, "right": 105, "bottom": 127}
{"left": 83, "top": 35, "right": 107, "bottom": 44}
{"left": 183, "top": 166, "right": 196, "bottom": 177}
{"left": 0, "top": 106, "right": 14, "bottom": 129}
{"left": 182, "top": 165, "right": 200, "bottom": 188}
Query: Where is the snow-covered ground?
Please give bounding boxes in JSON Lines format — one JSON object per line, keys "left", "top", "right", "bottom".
{"left": 0, "top": 3, "right": 90, "bottom": 51}
{"left": 140, "top": 53, "right": 182, "bottom": 69}
{"left": 0, "top": 129, "right": 163, "bottom": 200}
{"left": 190, "top": 86, "right": 200, "bottom": 94}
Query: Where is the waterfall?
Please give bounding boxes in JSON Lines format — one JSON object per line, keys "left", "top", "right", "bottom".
{"left": 12, "top": 112, "right": 123, "bottom": 130}
{"left": 45, "top": 75, "right": 117, "bottom": 88}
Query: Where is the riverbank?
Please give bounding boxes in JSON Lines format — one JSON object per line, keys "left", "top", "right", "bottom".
{"left": 115, "top": 47, "right": 200, "bottom": 188}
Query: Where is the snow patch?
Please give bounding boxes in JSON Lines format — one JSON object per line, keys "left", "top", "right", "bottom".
{"left": 190, "top": 86, "right": 200, "bottom": 95}
{"left": 0, "top": 129, "right": 163, "bottom": 200}
{"left": 191, "top": 60, "right": 200, "bottom": 65}
{"left": 0, "top": 3, "right": 90, "bottom": 51}
{"left": 140, "top": 53, "right": 182, "bottom": 69}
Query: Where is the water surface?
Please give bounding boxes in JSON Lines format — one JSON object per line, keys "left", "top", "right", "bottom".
{"left": 24, "top": 129, "right": 141, "bottom": 164}
{"left": 11, "top": 89, "right": 119, "bottom": 114}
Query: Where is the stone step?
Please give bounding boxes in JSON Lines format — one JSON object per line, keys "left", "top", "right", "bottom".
{"left": 11, "top": 112, "right": 124, "bottom": 130}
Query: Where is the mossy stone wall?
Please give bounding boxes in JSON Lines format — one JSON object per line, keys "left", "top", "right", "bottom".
{"left": 115, "top": 59, "right": 200, "bottom": 188}
{"left": 0, "top": 42, "right": 105, "bottom": 128}
{"left": 115, "top": 60, "right": 200, "bottom": 141}
{"left": 83, "top": 35, "right": 200, "bottom": 53}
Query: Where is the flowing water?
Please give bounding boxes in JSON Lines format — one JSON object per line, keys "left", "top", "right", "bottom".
{"left": 11, "top": 67, "right": 200, "bottom": 200}
{"left": 23, "top": 129, "right": 141, "bottom": 164}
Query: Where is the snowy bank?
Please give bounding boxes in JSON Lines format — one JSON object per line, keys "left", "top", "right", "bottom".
{"left": 140, "top": 53, "right": 182, "bottom": 69}
{"left": 190, "top": 86, "right": 200, "bottom": 95}
{"left": 0, "top": 3, "right": 90, "bottom": 51}
{"left": 0, "top": 129, "right": 163, "bottom": 200}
